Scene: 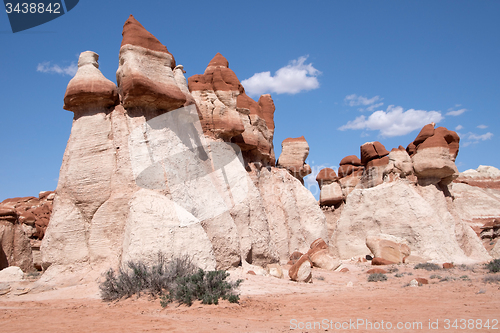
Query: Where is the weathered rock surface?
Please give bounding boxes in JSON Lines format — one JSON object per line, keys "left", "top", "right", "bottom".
{"left": 316, "top": 168, "right": 343, "bottom": 206}
{"left": 41, "top": 17, "right": 328, "bottom": 285}
{"left": 288, "top": 254, "right": 312, "bottom": 282}
{"left": 189, "top": 54, "right": 276, "bottom": 166}
{"left": 450, "top": 167, "right": 500, "bottom": 258}
{"left": 0, "top": 266, "right": 24, "bottom": 282}
{"left": 331, "top": 180, "right": 490, "bottom": 264}
{"left": 63, "top": 51, "right": 118, "bottom": 112}
{"left": 408, "top": 123, "right": 459, "bottom": 185}
{"left": 455, "top": 165, "right": 500, "bottom": 189}
{"left": 366, "top": 234, "right": 410, "bottom": 264}
{"left": 0, "top": 192, "right": 54, "bottom": 272}
{"left": 359, "top": 142, "right": 390, "bottom": 188}
{"left": 383, "top": 148, "right": 414, "bottom": 181}
{"left": 116, "top": 15, "right": 187, "bottom": 111}
{"left": 277, "top": 136, "right": 311, "bottom": 183}
{"left": 188, "top": 53, "right": 245, "bottom": 140}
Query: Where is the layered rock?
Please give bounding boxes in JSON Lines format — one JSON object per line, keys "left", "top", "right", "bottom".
{"left": 408, "top": 123, "right": 459, "bottom": 185}
{"left": 0, "top": 192, "right": 54, "bottom": 272}
{"left": 41, "top": 16, "right": 328, "bottom": 284}
{"left": 450, "top": 167, "right": 500, "bottom": 258}
{"left": 116, "top": 15, "right": 187, "bottom": 111}
{"left": 277, "top": 136, "right": 311, "bottom": 183}
{"left": 188, "top": 54, "right": 276, "bottom": 166}
{"left": 188, "top": 53, "right": 245, "bottom": 140}
{"left": 359, "top": 141, "right": 390, "bottom": 188}
{"left": 337, "top": 155, "right": 364, "bottom": 197}
{"left": 64, "top": 52, "right": 118, "bottom": 112}
{"left": 316, "top": 168, "right": 343, "bottom": 206}
{"left": 455, "top": 165, "right": 500, "bottom": 190}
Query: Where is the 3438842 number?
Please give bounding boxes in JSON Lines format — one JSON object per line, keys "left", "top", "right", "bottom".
{"left": 5, "top": 3, "right": 61, "bottom": 14}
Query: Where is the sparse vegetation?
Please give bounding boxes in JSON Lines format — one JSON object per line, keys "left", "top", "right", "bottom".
{"left": 99, "top": 253, "right": 242, "bottom": 307}
{"left": 315, "top": 276, "right": 325, "bottom": 281}
{"left": 160, "top": 269, "right": 242, "bottom": 307}
{"left": 430, "top": 274, "right": 442, "bottom": 280}
{"left": 368, "top": 273, "right": 388, "bottom": 282}
{"left": 414, "top": 263, "right": 441, "bottom": 271}
{"left": 388, "top": 267, "right": 399, "bottom": 273}
{"left": 459, "top": 275, "right": 470, "bottom": 281}
{"left": 439, "top": 276, "right": 456, "bottom": 282}
{"left": 458, "top": 264, "right": 475, "bottom": 271}
{"left": 485, "top": 259, "right": 500, "bottom": 273}
{"left": 483, "top": 275, "right": 500, "bottom": 284}
{"left": 394, "top": 273, "right": 404, "bottom": 278}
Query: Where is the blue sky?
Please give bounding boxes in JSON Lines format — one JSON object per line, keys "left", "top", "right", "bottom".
{"left": 1, "top": 1, "right": 499, "bottom": 200}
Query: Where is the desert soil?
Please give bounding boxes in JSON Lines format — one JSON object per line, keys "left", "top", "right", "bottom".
{"left": 1, "top": 262, "right": 499, "bottom": 333}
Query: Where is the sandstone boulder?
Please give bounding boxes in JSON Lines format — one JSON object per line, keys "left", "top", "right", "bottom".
{"left": 0, "top": 266, "right": 24, "bottom": 282}
{"left": 288, "top": 254, "right": 312, "bottom": 282}
{"left": 366, "top": 268, "right": 387, "bottom": 274}
{"left": 371, "top": 257, "right": 396, "bottom": 265}
{"left": 266, "top": 263, "right": 284, "bottom": 279}
{"left": 366, "top": 234, "right": 410, "bottom": 264}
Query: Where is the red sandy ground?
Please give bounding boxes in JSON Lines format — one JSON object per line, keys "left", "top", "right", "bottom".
{"left": 1, "top": 262, "right": 499, "bottom": 332}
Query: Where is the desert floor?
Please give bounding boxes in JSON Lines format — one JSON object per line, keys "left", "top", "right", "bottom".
{"left": 1, "top": 261, "right": 499, "bottom": 333}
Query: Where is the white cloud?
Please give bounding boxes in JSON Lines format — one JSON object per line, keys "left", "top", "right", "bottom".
{"left": 345, "top": 94, "right": 382, "bottom": 107}
{"left": 338, "top": 105, "right": 444, "bottom": 137}
{"left": 477, "top": 124, "right": 488, "bottom": 129}
{"left": 366, "top": 102, "right": 384, "bottom": 112}
{"left": 467, "top": 132, "right": 493, "bottom": 141}
{"left": 37, "top": 61, "right": 77, "bottom": 76}
{"left": 455, "top": 125, "right": 463, "bottom": 131}
{"left": 446, "top": 108, "right": 467, "bottom": 116}
{"left": 241, "top": 56, "right": 321, "bottom": 96}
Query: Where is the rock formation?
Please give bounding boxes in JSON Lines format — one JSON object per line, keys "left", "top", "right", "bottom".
{"left": 450, "top": 166, "right": 500, "bottom": 258}
{"left": 337, "top": 155, "right": 363, "bottom": 197}
{"left": 188, "top": 53, "right": 275, "bottom": 167}
{"left": 325, "top": 123, "right": 492, "bottom": 264}
{"left": 407, "top": 123, "right": 460, "bottom": 186}
{"left": 0, "top": 191, "right": 54, "bottom": 272}
{"left": 41, "top": 16, "right": 327, "bottom": 284}
{"left": 316, "top": 168, "right": 343, "bottom": 206}
{"left": 276, "top": 136, "right": 312, "bottom": 183}
{"left": 359, "top": 141, "right": 390, "bottom": 188}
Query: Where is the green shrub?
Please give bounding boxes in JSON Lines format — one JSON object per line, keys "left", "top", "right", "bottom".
{"left": 368, "top": 273, "right": 387, "bottom": 282}
{"left": 485, "top": 259, "right": 500, "bottom": 273}
{"left": 100, "top": 253, "right": 197, "bottom": 301}
{"left": 414, "top": 263, "right": 441, "bottom": 271}
{"left": 161, "top": 269, "right": 243, "bottom": 307}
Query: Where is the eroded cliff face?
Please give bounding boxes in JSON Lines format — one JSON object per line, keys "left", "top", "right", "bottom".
{"left": 41, "top": 15, "right": 326, "bottom": 284}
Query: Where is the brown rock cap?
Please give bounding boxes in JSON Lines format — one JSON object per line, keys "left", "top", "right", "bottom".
{"left": 121, "top": 15, "right": 175, "bottom": 68}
